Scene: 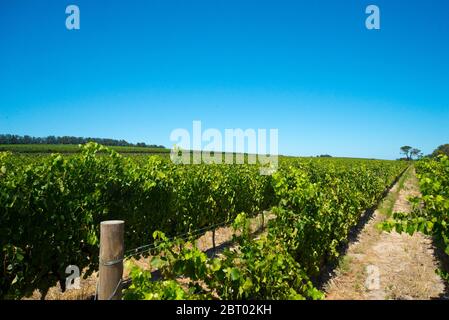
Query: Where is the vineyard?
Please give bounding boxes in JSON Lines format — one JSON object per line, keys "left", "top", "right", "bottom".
{"left": 0, "top": 143, "right": 409, "bottom": 299}
{"left": 382, "top": 155, "right": 449, "bottom": 282}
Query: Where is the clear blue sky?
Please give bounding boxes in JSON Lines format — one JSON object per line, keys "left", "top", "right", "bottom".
{"left": 1, "top": 0, "right": 448, "bottom": 159}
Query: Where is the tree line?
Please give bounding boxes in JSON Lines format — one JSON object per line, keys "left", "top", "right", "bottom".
{"left": 0, "top": 134, "right": 165, "bottom": 149}
{"left": 400, "top": 144, "right": 449, "bottom": 160}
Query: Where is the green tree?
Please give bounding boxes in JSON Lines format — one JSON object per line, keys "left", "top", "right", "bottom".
{"left": 410, "top": 148, "right": 422, "bottom": 160}
{"left": 400, "top": 146, "right": 412, "bottom": 160}
{"left": 432, "top": 144, "right": 449, "bottom": 157}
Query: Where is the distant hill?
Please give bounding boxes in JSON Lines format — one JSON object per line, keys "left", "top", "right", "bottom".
{"left": 0, "top": 144, "right": 171, "bottom": 154}
{"left": 0, "top": 134, "right": 165, "bottom": 149}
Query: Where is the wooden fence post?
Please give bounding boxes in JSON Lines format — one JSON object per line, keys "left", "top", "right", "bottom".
{"left": 98, "top": 220, "right": 124, "bottom": 300}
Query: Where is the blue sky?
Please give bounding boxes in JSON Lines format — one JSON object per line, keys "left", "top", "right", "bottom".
{"left": 0, "top": 0, "right": 448, "bottom": 159}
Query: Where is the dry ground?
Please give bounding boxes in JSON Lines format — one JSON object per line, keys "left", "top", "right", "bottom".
{"left": 325, "top": 168, "right": 446, "bottom": 300}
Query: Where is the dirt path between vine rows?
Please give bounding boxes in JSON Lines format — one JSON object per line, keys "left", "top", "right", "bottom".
{"left": 324, "top": 168, "right": 447, "bottom": 300}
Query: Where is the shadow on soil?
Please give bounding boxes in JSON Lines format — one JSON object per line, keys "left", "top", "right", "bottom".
{"left": 431, "top": 239, "right": 449, "bottom": 300}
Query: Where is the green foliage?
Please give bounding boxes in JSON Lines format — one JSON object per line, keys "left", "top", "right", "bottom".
{"left": 124, "top": 214, "right": 322, "bottom": 300}
{"left": 0, "top": 144, "right": 274, "bottom": 299}
{"left": 0, "top": 144, "right": 406, "bottom": 299}
{"left": 270, "top": 158, "right": 406, "bottom": 275}
{"left": 400, "top": 146, "right": 413, "bottom": 160}
{"left": 432, "top": 144, "right": 449, "bottom": 158}
{"left": 123, "top": 264, "right": 190, "bottom": 300}
{"left": 0, "top": 144, "right": 170, "bottom": 154}
{"left": 124, "top": 158, "right": 406, "bottom": 300}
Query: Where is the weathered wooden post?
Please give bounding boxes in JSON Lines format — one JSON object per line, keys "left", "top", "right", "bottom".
{"left": 98, "top": 220, "right": 124, "bottom": 300}
{"left": 212, "top": 229, "right": 216, "bottom": 252}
